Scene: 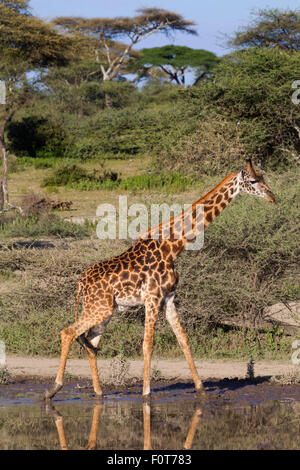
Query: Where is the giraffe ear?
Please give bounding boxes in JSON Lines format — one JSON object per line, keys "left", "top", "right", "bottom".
{"left": 241, "top": 169, "right": 245, "bottom": 180}
{"left": 245, "top": 158, "right": 253, "bottom": 169}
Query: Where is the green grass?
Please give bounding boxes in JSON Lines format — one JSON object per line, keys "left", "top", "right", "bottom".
{"left": 0, "top": 315, "right": 293, "bottom": 360}
{"left": 41, "top": 163, "right": 193, "bottom": 192}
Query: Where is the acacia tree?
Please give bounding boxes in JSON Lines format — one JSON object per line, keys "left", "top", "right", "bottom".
{"left": 130, "top": 45, "right": 218, "bottom": 86}
{"left": 53, "top": 8, "right": 197, "bottom": 106}
{"left": 229, "top": 8, "right": 300, "bottom": 52}
{"left": 0, "top": 0, "right": 74, "bottom": 213}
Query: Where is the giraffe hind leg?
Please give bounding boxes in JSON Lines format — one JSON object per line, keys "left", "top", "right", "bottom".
{"left": 76, "top": 334, "right": 99, "bottom": 354}
{"left": 44, "top": 310, "right": 112, "bottom": 400}
{"left": 76, "top": 315, "right": 112, "bottom": 353}
{"left": 165, "top": 295, "right": 204, "bottom": 394}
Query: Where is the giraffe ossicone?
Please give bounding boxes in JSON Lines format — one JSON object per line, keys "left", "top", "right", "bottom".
{"left": 45, "top": 159, "right": 275, "bottom": 400}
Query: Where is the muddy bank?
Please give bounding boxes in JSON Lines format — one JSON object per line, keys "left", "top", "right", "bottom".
{"left": 5, "top": 356, "right": 299, "bottom": 383}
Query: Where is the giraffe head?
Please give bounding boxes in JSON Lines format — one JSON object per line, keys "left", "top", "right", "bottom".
{"left": 238, "top": 159, "right": 276, "bottom": 203}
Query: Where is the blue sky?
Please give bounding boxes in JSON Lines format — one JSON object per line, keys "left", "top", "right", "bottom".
{"left": 30, "top": 0, "right": 300, "bottom": 56}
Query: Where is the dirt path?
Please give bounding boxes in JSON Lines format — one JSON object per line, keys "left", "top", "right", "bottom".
{"left": 5, "top": 356, "right": 298, "bottom": 382}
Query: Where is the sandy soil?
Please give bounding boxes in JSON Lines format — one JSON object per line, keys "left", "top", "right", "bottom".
{"left": 5, "top": 356, "right": 298, "bottom": 382}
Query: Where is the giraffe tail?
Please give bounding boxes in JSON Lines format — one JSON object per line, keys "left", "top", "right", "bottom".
{"left": 74, "top": 280, "right": 83, "bottom": 322}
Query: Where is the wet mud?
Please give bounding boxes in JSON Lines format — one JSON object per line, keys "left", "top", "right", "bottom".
{"left": 0, "top": 376, "right": 300, "bottom": 450}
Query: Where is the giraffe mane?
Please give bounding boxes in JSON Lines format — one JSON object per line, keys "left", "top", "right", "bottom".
{"left": 194, "top": 172, "right": 238, "bottom": 204}
{"left": 140, "top": 171, "right": 238, "bottom": 241}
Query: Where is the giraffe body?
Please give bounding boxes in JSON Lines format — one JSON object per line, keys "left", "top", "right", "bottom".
{"left": 45, "top": 159, "right": 275, "bottom": 400}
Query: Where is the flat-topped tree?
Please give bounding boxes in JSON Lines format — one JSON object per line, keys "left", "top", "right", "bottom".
{"left": 130, "top": 45, "right": 218, "bottom": 86}
{"left": 52, "top": 8, "right": 197, "bottom": 83}
{"left": 228, "top": 8, "right": 300, "bottom": 52}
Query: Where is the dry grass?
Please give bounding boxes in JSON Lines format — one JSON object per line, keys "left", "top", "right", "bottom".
{"left": 270, "top": 370, "right": 300, "bottom": 385}
{"left": 0, "top": 168, "right": 299, "bottom": 360}
{"left": 0, "top": 367, "right": 12, "bottom": 385}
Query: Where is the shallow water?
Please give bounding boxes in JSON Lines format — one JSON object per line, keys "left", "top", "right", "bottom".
{"left": 0, "top": 379, "right": 300, "bottom": 450}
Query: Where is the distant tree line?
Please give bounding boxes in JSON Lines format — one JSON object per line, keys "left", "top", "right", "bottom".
{"left": 0, "top": 1, "right": 300, "bottom": 212}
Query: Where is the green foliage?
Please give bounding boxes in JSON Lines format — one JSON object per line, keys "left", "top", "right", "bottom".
{"left": 82, "top": 81, "right": 137, "bottom": 109}
{"left": 165, "top": 48, "right": 300, "bottom": 173}
{"left": 229, "top": 8, "right": 300, "bottom": 51}
{"left": 131, "top": 45, "right": 218, "bottom": 85}
{"left": 71, "top": 138, "right": 104, "bottom": 161}
{"left": 136, "top": 45, "right": 218, "bottom": 69}
{"left": 7, "top": 116, "right": 70, "bottom": 158}
{"left": 44, "top": 64, "right": 137, "bottom": 114}
{"left": 0, "top": 0, "right": 73, "bottom": 67}
{"left": 41, "top": 163, "right": 192, "bottom": 192}
{"left": 118, "top": 172, "right": 191, "bottom": 192}
{"left": 8, "top": 47, "right": 299, "bottom": 175}
{"left": 41, "top": 163, "right": 120, "bottom": 189}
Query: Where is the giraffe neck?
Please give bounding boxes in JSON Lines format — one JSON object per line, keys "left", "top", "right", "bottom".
{"left": 145, "top": 172, "right": 240, "bottom": 261}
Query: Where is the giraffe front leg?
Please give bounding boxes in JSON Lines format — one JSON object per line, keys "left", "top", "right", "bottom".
{"left": 45, "top": 326, "right": 74, "bottom": 400}
{"left": 143, "top": 300, "right": 159, "bottom": 398}
{"left": 165, "top": 294, "right": 205, "bottom": 395}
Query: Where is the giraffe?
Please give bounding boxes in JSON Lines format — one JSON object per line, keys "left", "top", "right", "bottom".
{"left": 45, "top": 158, "right": 275, "bottom": 400}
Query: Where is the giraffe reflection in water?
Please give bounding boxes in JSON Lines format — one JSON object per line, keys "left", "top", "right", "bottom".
{"left": 45, "top": 401, "right": 202, "bottom": 451}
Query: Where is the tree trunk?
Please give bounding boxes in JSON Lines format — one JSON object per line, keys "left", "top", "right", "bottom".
{"left": 0, "top": 118, "right": 23, "bottom": 215}
{"left": 0, "top": 179, "right": 3, "bottom": 212}
{"left": 0, "top": 134, "right": 8, "bottom": 209}
{"left": 104, "top": 92, "right": 112, "bottom": 109}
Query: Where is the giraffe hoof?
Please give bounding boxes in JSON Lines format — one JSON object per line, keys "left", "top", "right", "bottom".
{"left": 44, "top": 382, "right": 62, "bottom": 400}
{"left": 195, "top": 387, "right": 207, "bottom": 399}
{"left": 142, "top": 393, "right": 151, "bottom": 403}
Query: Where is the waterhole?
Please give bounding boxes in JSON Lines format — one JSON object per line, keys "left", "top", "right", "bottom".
{"left": 0, "top": 379, "right": 300, "bottom": 450}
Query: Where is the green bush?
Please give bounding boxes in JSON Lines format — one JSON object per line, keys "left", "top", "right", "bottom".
{"left": 7, "top": 116, "right": 70, "bottom": 158}
{"left": 118, "top": 172, "right": 192, "bottom": 192}
{"left": 41, "top": 163, "right": 120, "bottom": 189}
{"left": 81, "top": 80, "right": 137, "bottom": 109}
{"left": 177, "top": 48, "right": 300, "bottom": 172}
{"left": 42, "top": 164, "right": 192, "bottom": 192}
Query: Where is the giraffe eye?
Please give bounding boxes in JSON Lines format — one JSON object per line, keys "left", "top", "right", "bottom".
{"left": 250, "top": 179, "right": 259, "bottom": 184}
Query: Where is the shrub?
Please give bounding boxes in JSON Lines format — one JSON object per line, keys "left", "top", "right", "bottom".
{"left": 41, "top": 163, "right": 120, "bottom": 189}
{"left": 42, "top": 164, "right": 192, "bottom": 192}
{"left": 178, "top": 48, "right": 300, "bottom": 172}
{"left": 7, "top": 116, "right": 70, "bottom": 159}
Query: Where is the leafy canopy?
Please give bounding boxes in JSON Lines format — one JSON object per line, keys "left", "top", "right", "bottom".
{"left": 53, "top": 8, "right": 197, "bottom": 41}
{"left": 133, "top": 45, "right": 217, "bottom": 69}
{"left": 0, "top": 0, "right": 74, "bottom": 68}
{"left": 229, "top": 8, "right": 300, "bottom": 51}
{"left": 130, "top": 45, "right": 218, "bottom": 85}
